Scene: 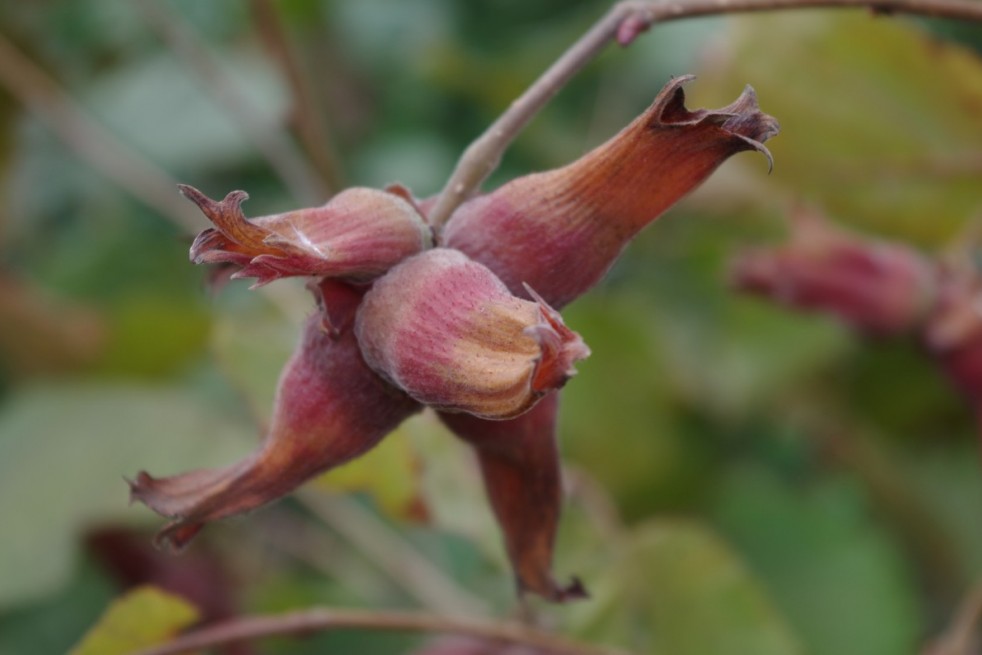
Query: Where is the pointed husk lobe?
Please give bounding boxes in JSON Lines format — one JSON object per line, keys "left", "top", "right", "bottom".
{"left": 443, "top": 75, "right": 779, "bottom": 309}
{"left": 440, "top": 393, "right": 586, "bottom": 602}
{"left": 129, "top": 280, "right": 420, "bottom": 549}
{"left": 184, "top": 185, "right": 432, "bottom": 287}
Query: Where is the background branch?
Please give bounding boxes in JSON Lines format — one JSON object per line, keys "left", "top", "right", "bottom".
{"left": 298, "top": 490, "right": 492, "bottom": 618}
{"left": 426, "top": 0, "right": 982, "bottom": 228}
{"left": 0, "top": 31, "right": 202, "bottom": 232}
{"left": 249, "top": 0, "right": 347, "bottom": 193}
{"left": 134, "top": 0, "right": 328, "bottom": 205}
{"left": 925, "top": 578, "right": 982, "bottom": 655}
{"left": 131, "top": 607, "right": 634, "bottom": 655}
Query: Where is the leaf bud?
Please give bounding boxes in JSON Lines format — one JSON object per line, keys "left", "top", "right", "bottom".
{"left": 443, "top": 75, "right": 780, "bottom": 308}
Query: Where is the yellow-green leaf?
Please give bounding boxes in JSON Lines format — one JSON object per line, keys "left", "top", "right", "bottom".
{"left": 69, "top": 586, "right": 199, "bottom": 655}
{"left": 312, "top": 425, "right": 428, "bottom": 521}
{"left": 698, "top": 13, "right": 982, "bottom": 246}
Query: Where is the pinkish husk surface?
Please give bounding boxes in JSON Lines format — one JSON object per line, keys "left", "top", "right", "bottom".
{"left": 355, "top": 248, "right": 589, "bottom": 420}
{"left": 184, "top": 185, "right": 432, "bottom": 287}
{"left": 130, "top": 280, "right": 420, "bottom": 549}
{"left": 443, "top": 75, "right": 779, "bottom": 309}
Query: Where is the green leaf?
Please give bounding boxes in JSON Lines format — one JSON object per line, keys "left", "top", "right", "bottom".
{"left": 560, "top": 295, "right": 707, "bottom": 516}
{"left": 698, "top": 14, "right": 982, "bottom": 246}
{"left": 69, "top": 586, "right": 199, "bottom": 655}
{"left": 0, "top": 559, "right": 116, "bottom": 655}
{"left": 651, "top": 293, "right": 849, "bottom": 419}
{"left": 713, "top": 467, "right": 921, "bottom": 655}
{"left": 560, "top": 281, "right": 846, "bottom": 515}
{"left": 617, "top": 214, "right": 853, "bottom": 421}
{"left": 0, "top": 384, "right": 251, "bottom": 609}
{"left": 578, "top": 520, "right": 803, "bottom": 655}
{"left": 85, "top": 51, "right": 288, "bottom": 173}
{"left": 898, "top": 443, "right": 982, "bottom": 580}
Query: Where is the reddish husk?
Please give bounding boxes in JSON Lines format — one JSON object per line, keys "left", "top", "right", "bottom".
{"left": 185, "top": 185, "right": 432, "bottom": 287}
{"left": 732, "top": 207, "right": 982, "bottom": 442}
{"left": 355, "top": 249, "right": 589, "bottom": 420}
{"left": 134, "top": 76, "right": 782, "bottom": 601}
{"left": 432, "top": 76, "right": 778, "bottom": 599}
{"left": 731, "top": 207, "right": 936, "bottom": 335}
{"left": 444, "top": 75, "right": 779, "bottom": 309}
{"left": 129, "top": 280, "right": 420, "bottom": 549}
{"left": 440, "top": 393, "right": 585, "bottom": 601}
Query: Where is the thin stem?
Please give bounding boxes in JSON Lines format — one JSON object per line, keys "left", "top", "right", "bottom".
{"left": 427, "top": 0, "right": 982, "bottom": 228}
{"left": 927, "top": 579, "right": 982, "bottom": 655}
{"left": 298, "top": 490, "right": 492, "bottom": 618}
{"left": 0, "top": 31, "right": 202, "bottom": 233}
{"left": 134, "top": 0, "right": 328, "bottom": 205}
{"left": 131, "top": 607, "right": 634, "bottom": 655}
{"left": 565, "top": 465, "right": 626, "bottom": 539}
{"left": 236, "top": 513, "right": 395, "bottom": 605}
{"left": 250, "top": 0, "right": 347, "bottom": 192}
{"left": 426, "top": 3, "right": 634, "bottom": 229}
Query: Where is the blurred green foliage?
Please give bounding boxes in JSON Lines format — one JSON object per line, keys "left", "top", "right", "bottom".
{"left": 0, "top": 2, "right": 980, "bottom": 655}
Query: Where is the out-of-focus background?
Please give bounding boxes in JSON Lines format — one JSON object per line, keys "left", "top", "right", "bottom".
{"left": 1, "top": 2, "right": 981, "bottom": 654}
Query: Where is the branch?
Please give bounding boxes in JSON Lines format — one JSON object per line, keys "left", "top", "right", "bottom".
{"left": 131, "top": 607, "right": 635, "bottom": 655}
{"left": 0, "top": 31, "right": 202, "bottom": 233}
{"left": 925, "top": 579, "right": 982, "bottom": 655}
{"left": 133, "top": 0, "right": 328, "bottom": 205}
{"left": 298, "top": 490, "right": 492, "bottom": 618}
{"left": 426, "top": 0, "right": 982, "bottom": 228}
{"left": 249, "top": 0, "right": 347, "bottom": 192}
